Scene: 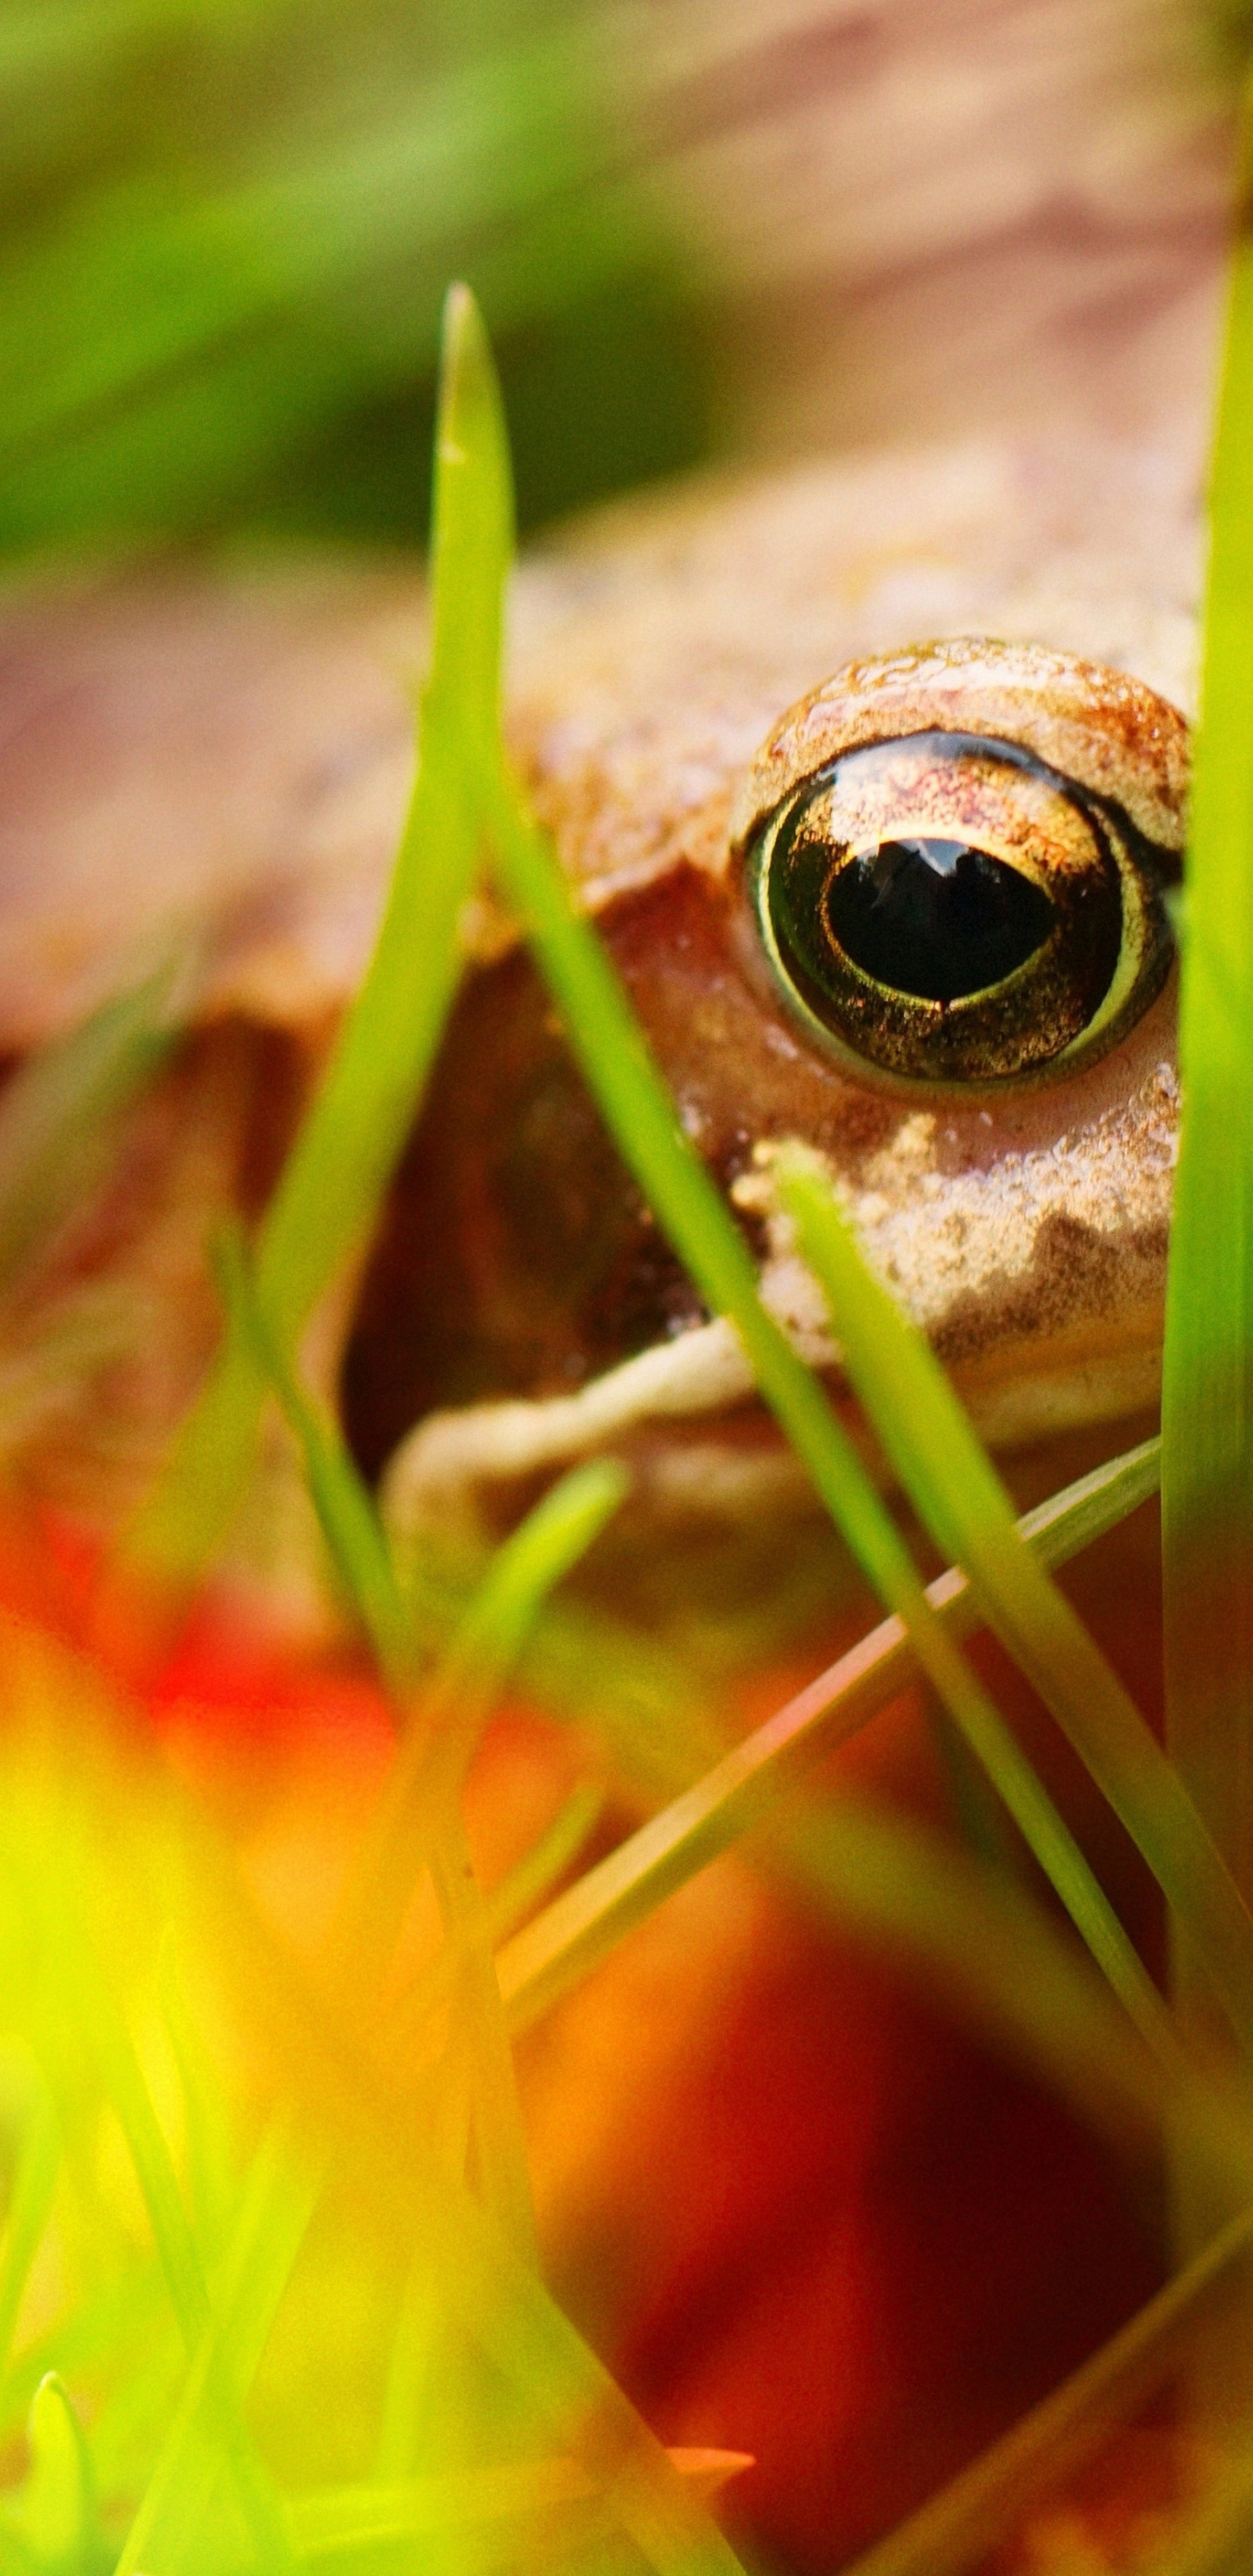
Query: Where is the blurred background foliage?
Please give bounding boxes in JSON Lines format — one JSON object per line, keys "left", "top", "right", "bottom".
{"left": 0, "top": 0, "right": 1243, "bottom": 563}
{"left": 0, "top": 0, "right": 711, "bottom": 552}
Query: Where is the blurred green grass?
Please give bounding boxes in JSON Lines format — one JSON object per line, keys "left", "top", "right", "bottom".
{"left": 0, "top": 0, "right": 710, "bottom": 557}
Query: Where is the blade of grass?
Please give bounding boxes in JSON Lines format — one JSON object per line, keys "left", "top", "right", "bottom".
{"left": 382, "top": 1782, "right": 607, "bottom": 2272}
{"left": 0, "top": 21, "right": 613, "bottom": 475}
{"left": 513, "top": 1773, "right": 1236, "bottom": 2173}
{"left": 514, "top": 1591, "right": 727, "bottom": 1796}
{"left": 399, "top": 2174, "right": 752, "bottom": 2576}
{"left": 482, "top": 1784, "right": 606, "bottom": 1948}
{"left": 157, "top": 1931, "right": 237, "bottom": 2271}
{"left": 418, "top": 1462, "right": 631, "bottom": 1771}
{"left": 433, "top": 2192, "right": 749, "bottom": 2576}
{"left": 431, "top": 1819, "right": 541, "bottom": 2270}
{"left": 499, "top": 1439, "right": 1166, "bottom": 2036}
{"left": 123, "top": 279, "right": 512, "bottom": 1592}
{"left": 340, "top": 1456, "right": 628, "bottom": 1964}
{"left": 168, "top": 1789, "right": 748, "bottom": 2576}
{"left": 290, "top": 2447, "right": 752, "bottom": 2569}
{"left": 21, "top": 2373, "right": 99, "bottom": 2571}
{"left": 481, "top": 775, "right": 1182, "bottom": 2064}
{"left": 161, "top": 1876, "right": 751, "bottom": 2576}
{"left": 774, "top": 1150, "right": 1253, "bottom": 2063}
{"left": 82, "top": 2316, "right": 190, "bottom": 2498}
{"left": 111, "top": 2120, "right": 321, "bottom": 2576}
{"left": 212, "top": 1223, "right": 417, "bottom": 1694}
{"left": 340, "top": 1459, "right": 626, "bottom": 2265}
{"left": 233, "top": 1211, "right": 628, "bottom": 1946}
{"left": 838, "top": 2197, "right": 1253, "bottom": 2576}
{"left": 374, "top": 2250, "right": 445, "bottom": 2484}
{"left": 0, "top": 963, "right": 177, "bottom": 1298}
{"left": 0, "top": 2262, "right": 167, "bottom": 2449}
{"left": 1136, "top": 2446, "right": 1253, "bottom": 2576}
{"left": 223, "top": 1219, "right": 625, "bottom": 2264}
{"left": 1163, "top": 93, "right": 1253, "bottom": 1911}
{"left": 64, "top": 1933, "right": 298, "bottom": 2576}
{"left": 401, "top": 1780, "right": 607, "bottom": 2049}
{"left": 219, "top": 1211, "right": 695, "bottom": 1796}
{"left": 0, "top": 2073, "right": 58, "bottom": 2385}
{"left": 69, "top": 1944, "right": 211, "bottom": 2355}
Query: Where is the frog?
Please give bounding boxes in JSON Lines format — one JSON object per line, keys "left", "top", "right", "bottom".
{"left": 0, "top": 419, "right": 1205, "bottom": 2573}
{"left": 0, "top": 420, "right": 1199, "bottom": 1573}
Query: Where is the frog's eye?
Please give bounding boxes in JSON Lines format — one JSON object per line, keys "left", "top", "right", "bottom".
{"left": 734, "top": 643, "right": 1186, "bottom": 1086}
{"left": 748, "top": 728, "right": 1172, "bottom": 1081}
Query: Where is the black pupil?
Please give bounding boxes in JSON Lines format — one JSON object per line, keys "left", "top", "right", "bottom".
{"left": 822, "top": 835, "right": 1056, "bottom": 1004}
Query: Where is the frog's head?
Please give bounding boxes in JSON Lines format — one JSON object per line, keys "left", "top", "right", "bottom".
{"left": 357, "top": 441, "right": 1194, "bottom": 1554}
{"left": 0, "top": 431, "right": 1196, "bottom": 1572}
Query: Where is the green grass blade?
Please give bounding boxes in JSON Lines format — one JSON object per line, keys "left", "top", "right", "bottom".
{"left": 839, "top": 2197, "right": 1253, "bottom": 2576}
{"left": 1163, "top": 91, "right": 1253, "bottom": 1902}
{"left": 290, "top": 2449, "right": 748, "bottom": 2570}
{"left": 213, "top": 1224, "right": 416, "bottom": 1694}
{"left": 111, "top": 2123, "right": 318, "bottom": 2576}
{"left": 482, "top": 778, "right": 1176, "bottom": 2063}
{"left": 1136, "top": 2449, "right": 1253, "bottom": 2576}
{"left": 430, "top": 1812, "right": 540, "bottom": 2271}
{"left": 499, "top": 1439, "right": 1167, "bottom": 2038}
{"left": 480, "top": 1784, "right": 607, "bottom": 1949}
{"left": 0, "top": 2076, "right": 58, "bottom": 2388}
{"left": 373, "top": 2251, "right": 443, "bottom": 2485}
{"left": 351, "top": 2113, "right": 753, "bottom": 2573}
{"left": 397, "top": 1471, "right": 624, "bottom": 2261}
{"left": 222, "top": 1225, "right": 625, "bottom": 2267}
{"left": 421, "top": 1461, "right": 631, "bottom": 1762}
{"left": 156, "top": 1933, "right": 237, "bottom": 2271}
{"left": 124, "top": 281, "right": 512, "bottom": 1591}
{"left": 207, "top": 1224, "right": 626, "bottom": 2264}
{"left": 21, "top": 2374, "right": 97, "bottom": 2570}
{"left": 0, "top": 965, "right": 176, "bottom": 1298}
{"left": 75, "top": 1960, "right": 211, "bottom": 2357}
{"left": 392, "top": 1784, "right": 606, "bottom": 2070}
{"left": 345, "top": 1458, "right": 627, "bottom": 1978}
{"left": 223, "top": 1182, "right": 628, "bottom": 1821}
{"left": 776, "top": 1150, "right": 1253, "bottom": 2062}
{"left": 445, "top": 2217, "right": 749, "bottom": 2576}
{"left": 57, "top": 1909, "right": 297, "bottom": 2576}
{"left": 0, "top": 35, "right": 583, "bottom": 469}
{"left": 0, "top": 2264, "right": 167, "bottom": 2452}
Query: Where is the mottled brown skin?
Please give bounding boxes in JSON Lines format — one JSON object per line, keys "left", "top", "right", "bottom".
{"left": 0, "top": 431, "right": 1199, "bottom": 1542}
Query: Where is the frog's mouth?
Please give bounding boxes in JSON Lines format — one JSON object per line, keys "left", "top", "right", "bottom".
{"left": 376, "top": 1234, "right": 1166, "bottom": 1560}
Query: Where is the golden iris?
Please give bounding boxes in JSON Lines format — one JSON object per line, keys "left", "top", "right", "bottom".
{"left": 748, "top": 729, "right": 1176, "bottom": 1083}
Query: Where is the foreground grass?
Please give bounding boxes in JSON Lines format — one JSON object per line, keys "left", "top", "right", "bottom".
{"left": 0, "top": 227, "right": 1251, "bottom": 2574}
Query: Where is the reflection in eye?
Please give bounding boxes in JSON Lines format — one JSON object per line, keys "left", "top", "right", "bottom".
{"left": 823, "top": 834, "right": 1055, "bottom": 1003}
{"left": 748, "top": 730, "right": 1176, "bottom": 1083}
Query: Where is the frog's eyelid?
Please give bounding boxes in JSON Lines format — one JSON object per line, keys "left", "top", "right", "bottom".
{"left": 729, "top": 638, "right": 1189, "bottom": 864}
